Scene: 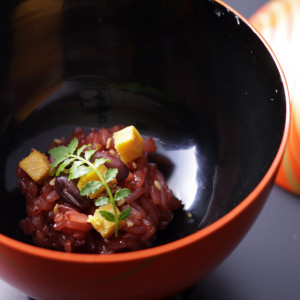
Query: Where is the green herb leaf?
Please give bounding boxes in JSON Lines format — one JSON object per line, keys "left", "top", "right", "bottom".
{"left": 94, "top": 158, "right": 109, "bottom": 168}
{"left": 84, "top": 149, "right": 96, "bottom": 161}
{"left": 55, "top": 157, "right": 75, "bottom": 176}
{"left": 95, "top": 197, "right": 110, "bottom": 207}
{"left": 76, "top": 144, "right": 91, "bottom": 156}
{"left": 80, "top": 181, "right": 102, "bottom": 196}
{"left": 71, "top": 160, "right": 84, "bottom": 167}
{"left": 99, "top": 210, "right": 115, "bottom": 222}
{"left": 49, "top": 156, "right": 65, "bottom": 173}
{"left": 119, "top": 207, "right": 132, "bottom": 221}
{"left": 48, "top": 145, "right": 69, "bottom": 161}
{"left": 49, "top": 137, "right": 132, "bottom": 237}
{"left": 114, "top": 188, "right": 130, "bottom": 202}
{"left": 69, "top": 161, "right": 91, "bottom": 179}
{"left": 67, "top": 138, "right": 78, "bottom": 155}
{"left": 105, "top": 168, "right": 118, "bottom": 183}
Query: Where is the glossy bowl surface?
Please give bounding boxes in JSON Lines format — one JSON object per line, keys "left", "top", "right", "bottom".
{"left": 0, "top": 0, "right": 289, "bottom": 299}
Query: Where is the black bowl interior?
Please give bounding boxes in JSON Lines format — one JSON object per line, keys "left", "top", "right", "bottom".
{"left": 0, "top": 0, "right": 286, "bottom": 247}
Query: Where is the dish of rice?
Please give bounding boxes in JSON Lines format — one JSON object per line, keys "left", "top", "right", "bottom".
{"left": 17, "top": 125, "right": 181, "bottom": 254}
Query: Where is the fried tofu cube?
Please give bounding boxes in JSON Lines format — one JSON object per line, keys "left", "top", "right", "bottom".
{"left": 113, "top": 125, "right": 144, "bottom": 163}
{"left": 77, "top": 164, "right": 117, "bottom": 199}
{"left": 19, "top": 149, "right": 51, "bottom": 184}
{"left": 87, "top": 203, "right": 126, "bottom": 238}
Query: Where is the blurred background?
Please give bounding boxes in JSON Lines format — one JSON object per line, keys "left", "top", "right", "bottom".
{"left": 225, "top": 0, "right": 269, "bottom": 16}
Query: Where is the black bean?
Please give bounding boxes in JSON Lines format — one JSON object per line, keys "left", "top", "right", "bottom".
{"left": 93, "top": 151, "right": 129, "bottom": 182}
{"left": 55, "top": 176, "right": 91, "bottom": 209}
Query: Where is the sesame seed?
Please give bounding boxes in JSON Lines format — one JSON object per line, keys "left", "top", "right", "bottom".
{"left": 53, "top": 138, "right": 62, "bottom": 144}
{"left": 53, "top": 204, "right": 59, "bottom": 215}
{"left": 188, "top": 213, "right": 193, "bottom": 218}
{"left": 154, "top": 180, "right": 161, "bottom": 190}
{"left": 132, "top": 162, "right": 137, "bottom": 169}
{"left": 109, "top": 149, "right": 116, "bottom": 155}
{"left": 49, "top": 178, "right": 56, "bottom": 186}
{"left": 106, "top": 137, "right": 112, "bottom": 149}
{"left": 127, "top": 220, "right": 134, "bottom": 227}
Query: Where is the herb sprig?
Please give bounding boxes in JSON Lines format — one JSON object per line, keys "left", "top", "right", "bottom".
{"left": 48, "top": 138, "right": 131, "bottom": 237}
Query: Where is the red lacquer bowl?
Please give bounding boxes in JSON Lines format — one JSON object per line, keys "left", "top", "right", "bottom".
{"left": 0, "top": 0, "right": 289, "bottom": 299}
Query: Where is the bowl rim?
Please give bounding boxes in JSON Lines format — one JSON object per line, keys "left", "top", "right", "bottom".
{"left": 0, "top": 0, "right": 290, "bottom": 264}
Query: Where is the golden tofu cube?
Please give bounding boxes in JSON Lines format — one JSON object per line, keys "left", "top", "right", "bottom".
{"left": 19, "top": 149, "right": 51, "bottom": 184}
{"left": 77, "top": 164, "right": 117, "bottom": 199}
{"left": 113, "top": 125, "right": 144, "bottom": 163}
{"left": 87, "top": 203, "right": 126, "bottom": 238}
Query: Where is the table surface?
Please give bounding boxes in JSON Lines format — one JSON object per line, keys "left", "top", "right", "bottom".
{"left": 2, "top": 0, "right": 300, "bottom": 299}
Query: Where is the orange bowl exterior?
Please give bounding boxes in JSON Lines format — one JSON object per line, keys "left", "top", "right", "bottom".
{"left": 0, "top": 163, "right": 283, "bottom": 300}
{"left": 0, "top": 1, "right": 290, "bottom": 300}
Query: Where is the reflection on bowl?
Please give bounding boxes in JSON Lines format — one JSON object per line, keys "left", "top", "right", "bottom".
{"left": 0, "top": 0, "right": 289, "bottom": 299}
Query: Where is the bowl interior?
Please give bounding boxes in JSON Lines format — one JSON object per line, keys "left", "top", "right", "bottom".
{"left": 0, "top": 0, "right": 287, "bottom": 248}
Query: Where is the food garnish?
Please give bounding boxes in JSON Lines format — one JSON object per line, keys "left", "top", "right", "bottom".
{"left": 17, "top": 125, "right": 182, "bottom": 253}
{"left": 48, "top": 137, "right": 131, "bottom": 237}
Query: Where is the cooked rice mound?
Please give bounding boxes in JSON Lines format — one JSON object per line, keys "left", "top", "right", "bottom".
{"left": 18, "top": 126, "right": 181, "bottom": 254}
